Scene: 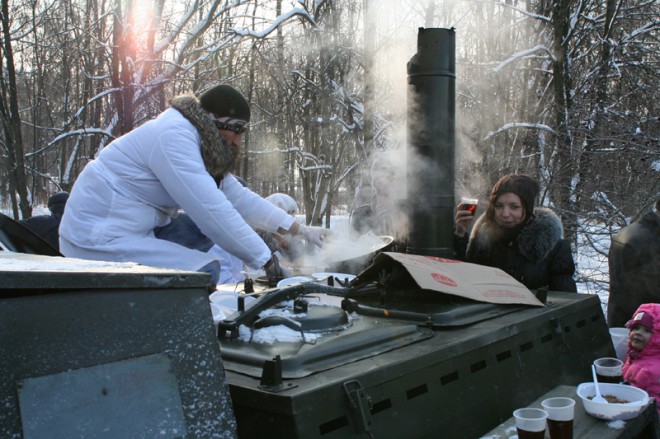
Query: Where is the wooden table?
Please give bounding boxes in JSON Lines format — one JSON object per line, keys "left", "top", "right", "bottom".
{"left": 481, "top": 385, "right": 659, "bottom": 439}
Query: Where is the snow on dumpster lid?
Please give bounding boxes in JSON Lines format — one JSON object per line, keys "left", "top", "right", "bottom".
{"left": 0, "top": 252, "right": 211, "bottom": 293}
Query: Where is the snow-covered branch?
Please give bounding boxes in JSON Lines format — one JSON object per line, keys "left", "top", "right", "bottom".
{"left": 230, "top": 8, "right": 316, "bottom": 39}
{"left": 494, "top": 45, "right": 555, "bottom": 72}
{"left": 621, "top": 21, "right": 658, "bottom": 44}
{"left": 497, "top": 0, "right": 551, "bottom": 23}
{"left": 26, "top": 128, "right": 115, "bottom": 158}
{"left": 74, "top": 88, "right": 122, "bottom": 120}
{"left": 484, "top": 123, "right": 557, "bottom": 141}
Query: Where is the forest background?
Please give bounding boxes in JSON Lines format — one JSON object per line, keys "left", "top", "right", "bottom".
{"left": 0, "top": 0, "right": 658, "bottom": 304}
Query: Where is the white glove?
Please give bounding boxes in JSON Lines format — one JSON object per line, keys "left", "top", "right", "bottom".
{"left": 298, "top": 224, "right": 330, "bottom": 247}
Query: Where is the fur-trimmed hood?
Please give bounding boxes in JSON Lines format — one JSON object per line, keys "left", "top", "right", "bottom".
{"left": 622, "top": 303, "right": 660, "bottom": 407}
{"left": 170, "top": 95, "right": 235, "bottom": 184}
{"left": 628, "top": 303, "right": 660, "bottom": 361}
{"left": 468, "top": 207, "right": 564, "bottom": 262}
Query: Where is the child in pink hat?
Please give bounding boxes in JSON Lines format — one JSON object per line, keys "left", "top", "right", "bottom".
{"left": 622, "top": 303, "right": 660, "bottom": 412}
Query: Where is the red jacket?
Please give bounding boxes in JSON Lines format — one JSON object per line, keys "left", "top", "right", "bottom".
{"left": 622, "top": 303, "right": 660, "bottom": 412}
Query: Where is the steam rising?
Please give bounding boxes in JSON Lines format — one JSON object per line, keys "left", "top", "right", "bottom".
{"left": 289, "top": 4, "right": 538, "bottom": 251}
{"left": 287, "top": 230, "right": 389, "bottom": 274}
{"left": 362, "top": 3, "right": 528, "bottom": 207}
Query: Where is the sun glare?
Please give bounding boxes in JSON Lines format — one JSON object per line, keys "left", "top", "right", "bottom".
{"left": 128, "top": 2, "right": 154, "bottom": 42}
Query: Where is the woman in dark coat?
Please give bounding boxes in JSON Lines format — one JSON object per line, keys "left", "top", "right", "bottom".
{"left": 454, "top": 174, "right": 577, "bottom": 292}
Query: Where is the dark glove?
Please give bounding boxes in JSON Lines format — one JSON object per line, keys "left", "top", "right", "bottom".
{"left": 264, "top": 253, "right": 292, "bottom": 286}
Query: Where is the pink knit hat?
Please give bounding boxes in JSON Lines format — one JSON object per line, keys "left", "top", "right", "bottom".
{"left": 626, "top": 310, "right": 654, "bottom": 331}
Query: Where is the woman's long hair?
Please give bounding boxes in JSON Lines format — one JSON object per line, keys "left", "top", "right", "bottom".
{"left": 485, "top": 174, "right": 539, "bottom": 226}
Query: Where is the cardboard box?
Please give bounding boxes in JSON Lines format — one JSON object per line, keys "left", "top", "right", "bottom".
{"left": 356, "top": 252, "right": 544, "bottom": 307}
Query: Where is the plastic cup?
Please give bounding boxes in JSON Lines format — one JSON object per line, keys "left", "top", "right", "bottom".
{"left": 594, "top": 357, "right": 623, "bottom": 383}
{"left": 513, "top": 408, "right": 548, "bottom": 439}
{"left": 459, "top": 196, "right": 479, "bottom": 213}
{"left": 541, "top": 397, "right": 575, "bottom": 439}
{"left": 609, "top": 328, "right": 629, "bottom": 360}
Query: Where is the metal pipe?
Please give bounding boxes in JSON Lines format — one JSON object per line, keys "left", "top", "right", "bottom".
{"left": 406, "top": 27, "right": 456, "bottom": 257}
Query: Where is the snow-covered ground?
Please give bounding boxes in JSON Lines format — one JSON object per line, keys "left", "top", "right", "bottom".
{"left": 574, "top": 220, "right": 612, "bottom": 316}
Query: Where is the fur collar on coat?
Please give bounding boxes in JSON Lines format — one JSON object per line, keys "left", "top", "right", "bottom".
{"left": 169, "top": 95, "right": 235, "bottom": 184}
{"left": 467, "top": 207, "right": 564, "bottom": 262}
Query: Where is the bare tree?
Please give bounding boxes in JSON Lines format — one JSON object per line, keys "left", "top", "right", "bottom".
{"left": 0, "top": 0, "right": 315, "bottom": 215}
{"left": 0, "top": 0, "right": 30, "bottom": 218}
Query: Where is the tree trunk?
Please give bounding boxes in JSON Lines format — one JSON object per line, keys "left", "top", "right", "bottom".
{"left": 111, "top": 0, "right": 135, "bottom": 136}
{"left": 550, "top": 0, "right": 576, "bottom": 243}
{"left": 575, "top": 0, "right": 618, "bottom": 213}
{"left": 0, "top": 0, "right": 31, "bottom": 219}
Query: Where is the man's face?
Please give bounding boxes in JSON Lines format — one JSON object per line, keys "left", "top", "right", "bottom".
{"left": 219, "top": 129, "right": 244, "bottom": 150}
{"left": 218, "top": 129, "right": 244, "bottom": 169}
{"left": 208, "top": 112, "right": 248, "bottom": 168}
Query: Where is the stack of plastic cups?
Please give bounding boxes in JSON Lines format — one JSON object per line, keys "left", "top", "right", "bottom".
{"left": 609, "top": 327, "right": 629, "bottom": 360}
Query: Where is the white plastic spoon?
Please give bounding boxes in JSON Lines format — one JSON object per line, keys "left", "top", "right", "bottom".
{"left": 591, "top": 364, "right": 608, "bottom": 404}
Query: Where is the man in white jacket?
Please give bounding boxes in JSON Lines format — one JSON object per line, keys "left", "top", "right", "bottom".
{"left": 59, "top": 84, "right": 326, "bottom": 284}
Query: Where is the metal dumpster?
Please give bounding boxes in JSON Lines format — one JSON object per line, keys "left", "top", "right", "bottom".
{"left": 0, "top": 252, "right": 237, "bottom": 439}
{"left": 217, "top": 282, "right": 613, "bottom": 438}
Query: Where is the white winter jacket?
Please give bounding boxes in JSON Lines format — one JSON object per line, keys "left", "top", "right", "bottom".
{"left": 59, "top": 108, "right": 293, "bottom": 272}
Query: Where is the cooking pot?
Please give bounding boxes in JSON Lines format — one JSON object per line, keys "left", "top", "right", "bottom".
{"left": 323, "top": 235, "right": 395, "bottom": 275}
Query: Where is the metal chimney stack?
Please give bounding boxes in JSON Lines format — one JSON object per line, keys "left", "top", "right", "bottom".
{"left": 406, "top": 27, "right": 456, "bottom": 257}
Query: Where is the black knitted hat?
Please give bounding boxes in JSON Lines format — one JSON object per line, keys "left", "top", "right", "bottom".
{"left": 47, "top": 191, "right": 69, "bottom": 215}
{"left": 489, "top": 174, "right": 539, "bottom": 219}
{"left": 199, "top": 84, "right": 250, "bottom": 122}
